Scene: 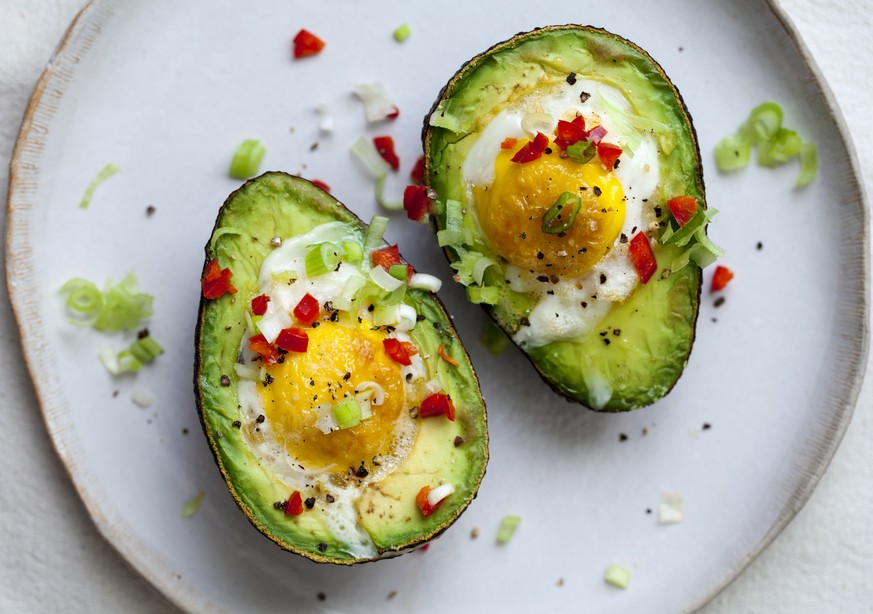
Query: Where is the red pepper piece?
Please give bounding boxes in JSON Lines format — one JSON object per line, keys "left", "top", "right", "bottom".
{"left": 410, "top": 156, "right": 425, "bottom": 184}
{"left": 629, "top": 232, "right": 657, "bottom": 284}
{"left": 201, "top": 259, "right": 237, "bottom": 299}
{"left": 403, "top": 185, "right": 431, "bottom": 223}
{"left": 500, "top": 137, "right": 518, "bottom": 150}
{"left": 370, "top": 244, "right": 403, "bottom": 270}
{"left": 554, "top": 115, "right": 588, "bottom": 150}
{"left": 292, "top": 29, "right": 325, "bottom": 59}
{"left": 386, "top": 106, "right": 400, "bottom": 119}
{"left": 401, "top": 341, "right": 418, "bottom": 357}
{"left": 251, "top": 294, "right": 270, "bottom": 316}
{"left": 596, "top": 142, "right": 623, "bottom": 171}
{"left": 311, "top": 179, "right": 331, "bottom": 192}
{"left": 416, "top": 486, "right": 436, "bottom": 517}
{"left": 668, "top": 196, "right": 698, "bottom": 227}
{"left": 293, "top": 293, "right": 320, "bottom": 325}
{"left": 276, "top": 327, "right": 309, "bottom": 353}
{"left": 383, "top": 338, "right": 412, "bottom": 366}
{"left": 587, "top": 125, "right": 607, "bottom": 145}
{"left": 711, "top": 265, "right": 734, "bottom": 292}
{"left": 285, "top": 491, "right": 304, "bottom": 516}
{"left": 373, "top": 136, "right": 400, "bottom": 171}
{"left": 420, "top": 393, "right": 455, "bottom": 421}
{"left": 511, "top": 132, "right": 549, "bottom": 164}
{"left": 249, "top": 334, "right": 279, "bottom": 365}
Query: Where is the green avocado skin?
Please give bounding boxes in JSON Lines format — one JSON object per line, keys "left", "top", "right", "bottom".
{"left": 194, "top": 173, "right": 488, "bottom": 563}
{"left": 423, "top": 25, "right": 704, "bottom": 412}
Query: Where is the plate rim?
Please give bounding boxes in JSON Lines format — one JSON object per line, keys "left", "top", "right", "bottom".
{"left": 4, "top": 0, "right": 869, "bottom": 612}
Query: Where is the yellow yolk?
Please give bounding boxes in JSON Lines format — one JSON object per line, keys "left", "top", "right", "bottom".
{"left": 474, "top": 140, "right": 625, "bottom": 277}
{"left": 258, "top": 320, "right": 405, "bottom": 471}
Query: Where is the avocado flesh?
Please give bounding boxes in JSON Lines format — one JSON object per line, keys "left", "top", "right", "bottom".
{"left": 195, "top": 172, "right": 488, "bottom": 563}
{"left": 423, "top": 26, "right": 704, "bottom": 412}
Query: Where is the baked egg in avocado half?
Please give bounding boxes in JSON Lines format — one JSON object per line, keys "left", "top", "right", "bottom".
{"left": 422, "top": 25, "right": 721, "bottom": 412}
{"left": 195, "top": 173, "right": 488, "bottom": 563}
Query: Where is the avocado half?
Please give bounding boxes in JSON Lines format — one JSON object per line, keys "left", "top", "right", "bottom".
{"left": 194, "top": 172, "right": 488, "bottom": 563}
{"left": 423, "top": 25, "right": 705, "bottom": 412}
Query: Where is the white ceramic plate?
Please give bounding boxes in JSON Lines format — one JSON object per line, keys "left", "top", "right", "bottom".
{"left": 6, "top": 0, "right": 868, "bottom": 612}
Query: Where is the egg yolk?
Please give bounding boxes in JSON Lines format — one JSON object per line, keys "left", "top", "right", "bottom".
{"left": 258, "top": 320, "right": 406, "bottom": 471}
{"left": 474, "top": 139, "right": 625, "bottom": 278}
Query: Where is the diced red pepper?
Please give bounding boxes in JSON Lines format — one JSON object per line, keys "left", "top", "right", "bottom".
{"left": 373, "top": 136, "right": 400, "bottom": 171}
{"left": 201, "top": 259, "right": 237, "bottom": 299}
{"left": 370, "top": 244, "right": 403, "bottom": 270}
{"left": 401, "top": 341, "right": 418, "bottom": 357}
{"left": 276, "top": 327, "right": 309, "bottom": 353}
{"left": 293, "top": 293, "right": 320, "bottom": 325}
{"left": 500, "top": 137, "right": 518, "bottom": 150}
{"left": 249, "top": 334, "right": 279, "bottom": 365}
{"left": 597, "top": 142, "right": 623, "bottom": 171}
{"left": 403, "top": 185, "right": 431, "bottom": 223}
{"left": 410, "top": 156, "right": 425, "bottom": 184}
{"left": 553, "top": 115, "right": 588, "bottom": 150}
{"left": 292, "top": 29, "right": 325, "bottom": 59}
{"left": 587, "top": 125, "right": 607, "bottom": 145}
{"left": 711, "top": 265, "right": 734, "bottom": 292}
{"left": 284, "top": 491, "right": 304, "bottom": 516}
{"left": 386, "top": 106, "right": 400, "bottom": 119}
{"left": 251, "top": 294, "right": 270, "bottom": 316}
{"left": 416, "top": 486, "right": 436, "bottom": 517}
{"left": 311, "top": 179, "right": 331, "bottom": 192}
{"left": 383, "top": 338, "right": 412, "bottom": 366}
{"left": 511, "top": 132, "right": 550, "bottom": 164}
{"left": 668, "top": 196, "right": 698, "bottom": 227}
{"left": 629, "top": 232, "right": 657, "bottom": 284}
{"left": 420, "top": 393, "right": 455, "bottom": 421}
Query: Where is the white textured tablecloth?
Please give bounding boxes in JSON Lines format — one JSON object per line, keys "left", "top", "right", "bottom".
{"left": 1, "top": 1, "right": 870, "bottom": 611}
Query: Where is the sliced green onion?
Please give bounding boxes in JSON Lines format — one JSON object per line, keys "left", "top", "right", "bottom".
{"left": 181, "top": 491, "right": 205, "bottom": 519}
{"left": 375, "top": 174, "right": 403, "bottom": 210}
{"left": 472, "top": 256, "right": 497, "bottom": 287}
{"left": 380, "top": 285, "right": 407, "bottom": 307}
{"left": 364, "top": 216, "right": 389, "bottom": 252}
{"left": 604, "top": 564, "right": 631, "bottom": 589}
{"left": 351, "top": 136, "right": 391, "bottom": 179}
{"left": 234, "top": 363, "right": 260, "bottom": 380}
{"left": 333, "top": 275, "right": 367, "bottom": 311}
{"left": 796, "top": 141, "right": 818, "bottom": 187}
{"left": 393, "top": 23, "right": 412, "bottom": 42}
{"left": 116, "top": 350, "right": 142, "bottom": 374}
{"left": 714, "top": 134, "right": 752, "bottom": 171}
{"left": 542, "top": 192, "right": 582, "bottom": 234}
{"left": 741, "top": 102, "right": 783, "bottom": 143}
{"left": 566, "top": 140, "right": 596, "bottom": 164}
{"left": 342, "top": 240, "right": 363, "bottom": 264}
{"left": 98, "top": 347, "right": 121, "bottom": 375}
{"left": 130, "top": 385, "right": 155, "bottom": 408}
{"left": 305, "top": 242, "right": 342, "bottom": 277}
{"left": 388, "top": 264, "right": 409, "bottom": 281}
{"left": 482, "top": 318, "right": 509, "bottom": 355}
{"left": 128, "top": 335, "right": 163, "bottom": 363}
{"left": 332, "top": 397, "right": 362, "bottom": 429}
{"left": 757, "top": 128, "right": 802, "bottom": 167}
{"left": 61, "top": 273, "right": 153, "bottom": 333}
{"left": 496, "top": 515, "right": 521, "bottom": 543}
{"left": 437, "top": 199, "right": 465, "bottom": 247}
{"left": 370, "top": 265, "right": 405, "bottom": 292}
{"left": 79, "top": 163, "right": 120, "bottom": 209}
{"left": 228, "top": 139, "right": 266, "bottom": 180}
{"left": 60, "top": 278, "right": 103, "bottom": 326}
{"left": 373, "top": 304, "right": 401, "bottom": 326}
{"left": 408, "top": 273, "right": 442, "bottom": 293}
{"left": 467, "top": 285, "right": 500, "bottom": 305}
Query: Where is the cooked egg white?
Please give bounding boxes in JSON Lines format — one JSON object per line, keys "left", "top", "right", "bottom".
{"left": 461, "top": 79, "right": 660, "bottom": 348}
{"left": 235, "top": 223, "right": 430, "bottom": 558}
